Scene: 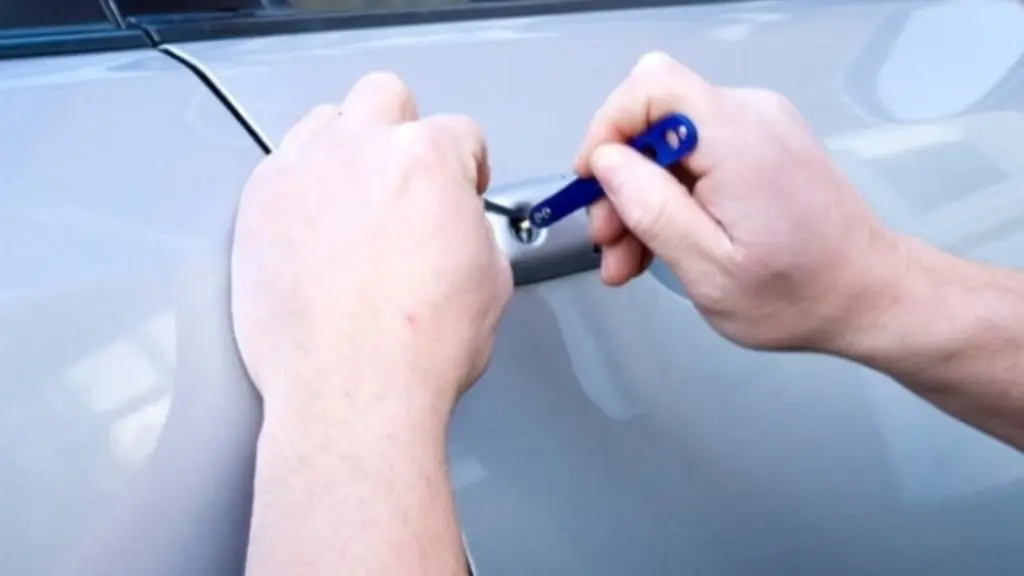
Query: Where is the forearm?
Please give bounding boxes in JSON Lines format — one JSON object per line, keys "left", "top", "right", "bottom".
{"left": 838, "top": 234, "right": 1024, "bottom": 449}
{"left": 245, "top": 370, "right": 466, "bottom": 576}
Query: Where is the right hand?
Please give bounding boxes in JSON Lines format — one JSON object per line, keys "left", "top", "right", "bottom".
{"left": 575, "top": 52, "right": 903, "bottom": 351}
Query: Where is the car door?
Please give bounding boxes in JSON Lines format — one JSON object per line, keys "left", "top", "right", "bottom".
{"left": 6, "top": 0, "right": 1024, "bottom": 575}
{"left": 0, "top": 3, "right": 266, "bottom": 574}
{"left": 150, "top": 2, "right": 1024, "bottom": 572}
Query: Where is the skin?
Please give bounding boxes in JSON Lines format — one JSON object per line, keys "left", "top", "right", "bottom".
{"left": 231, "top": 52, "right": 1024, "bottom": 575}
{"left": 232, "top": 72, "right": 510, "bottom": 576}
{"left": 577, "top": 52, "right": 1024, "bottom": 449}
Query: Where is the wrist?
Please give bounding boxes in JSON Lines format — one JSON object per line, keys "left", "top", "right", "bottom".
{"left": 824, "top": 232, "right": 973, "bottom": 365}
{"left": 259, "top": 356, "right": 458, "bottom": 448}
{"left": 249, "top": 360, "right": 468, "bottom": 576}
{"left": 819, "top": 231, "right": 925, "bottom": 358}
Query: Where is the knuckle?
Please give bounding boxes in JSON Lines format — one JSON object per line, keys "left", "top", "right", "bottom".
{"left": 742, "top": 87, "right": 796, "bottom": 115}
{"left": 627, "top": 51, "right": 716, "bottom": 123}
{"left": 393, "top": 123, "right": 440, "bottom": 168}
{"left": 765, "top": 91, "right": 796, "bottom": 116}
{"left": 622, "top": 68, "right": 675, "bottom": 117}
{"left": 629, "top": 58, "right": 676, "bottom": 97}
{"left": 429, "top": 114, "right": 487, "bottom": 179}
{"left": 690, "top": 275, "right": 733, "bottom": 318}
{"left": 307, "top": 103, "right": 336, "bottom": 118}
{"left": 631, "top": 50, "right": 679, "bottom": 77}
{"left": 279, "top": 103, "right": 336, "bottom": 147}
{"left": 701, "top": 84, "right": 730, "bottom": 119}
{"left": 358, "top": 70, "right": 413, "bottom": 102}
{"left": 434, "top": 113, "right": 484, "bottom": 147}
{"left": 459, "top": 115, "right": 486, "bottom": 144}
{"left": 292, "top": 104, "right": 333, "bottom": 131}
{"left": 392, "top": 115, "right": 486, "bottom": 187}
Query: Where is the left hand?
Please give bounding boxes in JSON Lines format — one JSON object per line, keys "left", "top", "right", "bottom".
{"left": 230, "top": 72, "right": 513, "bottom": 421}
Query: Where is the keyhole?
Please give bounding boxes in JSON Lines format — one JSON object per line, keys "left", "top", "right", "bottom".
{"left": 512, "top": 218, "right": 541, "bottom": 244}
{"left": 508, "top": 205, "right": 543, "bottom": 245}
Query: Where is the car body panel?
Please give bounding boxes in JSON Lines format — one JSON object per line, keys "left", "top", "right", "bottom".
{"left": 168, "top": 1, "right": 1024, "bottom": 573}
{"left": 0, "top": 49, "right": 264, "bottom": 575}
{"left": 4, "top": 0, "right": 1024, "bottom": 574}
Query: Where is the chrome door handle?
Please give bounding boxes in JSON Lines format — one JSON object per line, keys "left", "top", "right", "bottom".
{"left": 484, "top": 175, "right": 600, "bottom": 286}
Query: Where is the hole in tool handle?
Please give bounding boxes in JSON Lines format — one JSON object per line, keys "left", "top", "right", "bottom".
{"left": 527, "top": 113, "right": 698, "bottom": 230}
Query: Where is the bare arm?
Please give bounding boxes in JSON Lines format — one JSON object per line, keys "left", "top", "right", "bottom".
{"left": 837, "top": 234, "right": 1024, "bottom": 449}
{"left": 231, "top": 72, "right": 508, "bottom": 576}
{"left": 572, "top": 52, "right": 1024, "bottom": 451}
{"left": 245, "top": 369, "right": 467, "bottom": 576}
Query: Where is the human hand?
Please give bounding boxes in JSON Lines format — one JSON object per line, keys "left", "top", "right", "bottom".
{"left": 575, "top": 52, "right": 902, "bottom": 351}
{"left": 230, "top": 72, "right": 512, "bottom": 420}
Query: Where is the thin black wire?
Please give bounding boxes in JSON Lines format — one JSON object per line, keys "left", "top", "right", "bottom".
{"left": 482, "top": 198, "right": 521, "bottom": 220}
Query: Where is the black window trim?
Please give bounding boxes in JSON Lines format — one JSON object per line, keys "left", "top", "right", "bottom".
{"left": 0, "top": 24, "right": 149, "bottom": 60}
{"left": 0, "top": 0, "right": 744, "bottom": 60}
{"left": 0, "top": 0, "right": 143, "bottom": 60}
{"left": 129, "top": 0, "right": 745, "bottom": 44}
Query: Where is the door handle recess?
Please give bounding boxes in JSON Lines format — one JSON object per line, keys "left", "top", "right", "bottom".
{"left": 485, "top": 175, "right": 600, "bottom": 286}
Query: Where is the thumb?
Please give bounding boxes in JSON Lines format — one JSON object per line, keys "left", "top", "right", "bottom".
{"left": 590, "top": 143, "right": 724, "bottom": 265}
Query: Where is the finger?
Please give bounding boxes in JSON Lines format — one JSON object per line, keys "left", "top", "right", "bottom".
{"left": 339, "top": 71, "right": 419, "bottom": 125}
{"left": 600, "top": 234, "right": 647, "bottom": 286}
{"left": 591, "top": 142, "right": 730, "bottom": 265}
{"left": 573, "top": 51, "right": 717, "bottom": 177}
{"left": 588, "top": 197, "right": 627, "bottom": 245}
{"left": 278, "top": 103, "right": 337, "bottom": 150}
{"left": 494, "top": 239, "right": 514, "bottom": 307}
{"left": 486, "top": 225, "right": 514, "bottom": 327}
{"left": 414, "top": 114, "right": 490, "bottom": 194}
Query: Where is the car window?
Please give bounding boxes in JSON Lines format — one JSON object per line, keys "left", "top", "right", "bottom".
{"left": 279, "top": 0, "right": 510, "bottom": 9}
{"left": 114, "top": 0, "right": 677, "bottom": 43}
{"left": 117, "top": 0, "right": 605, "bottom": 17}
{"left": 118, "top": 0, "right": 862, "bottom": 16}
{"left": 0, "top": 0, "right": 112, "bottom": 32}
{"left": 118, "top": 0, "right": 562, "bottom": 14}
{"left": 116, "top": 0, "right": 263, "bottom": 16}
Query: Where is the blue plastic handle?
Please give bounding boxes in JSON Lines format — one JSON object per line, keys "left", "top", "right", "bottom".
{"left": 527, "top": 113, "right": 698, "bottom": 229}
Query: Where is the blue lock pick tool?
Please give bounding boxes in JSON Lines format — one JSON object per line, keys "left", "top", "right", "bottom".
{"left": 526, "top": 113, "right": 698, "bottom": 230}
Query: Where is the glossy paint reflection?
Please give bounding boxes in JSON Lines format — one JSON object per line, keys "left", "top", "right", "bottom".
{"left": 456, "top": 268, "right": 1024, "bottom": 575}
{"left": 2, "top": 0, "right": 1020, "bottom": 574}
{"left": 0, "top": 51, "right": 262, "bottom": 575}
{"left": 172, "top": 0, "right": 1024, "bottom": 573}
{"left": 875, "top": 1, "right": 1024, "bottom": 120}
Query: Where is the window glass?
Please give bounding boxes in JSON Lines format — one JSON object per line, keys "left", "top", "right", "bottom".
{"left": 278, "top": 0, "right": 488, "bottom": 9}
{"left": 117, "top": 0, "right": 876, "bottom": 19}
{"left": 0, "top": 0, "right": 112, "bottom": 32}
{"left": 117, "top": 0, "right": 567, "bottom": 17}
{"left": 116, "top": 0, "right": 263, "bottom": 16}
